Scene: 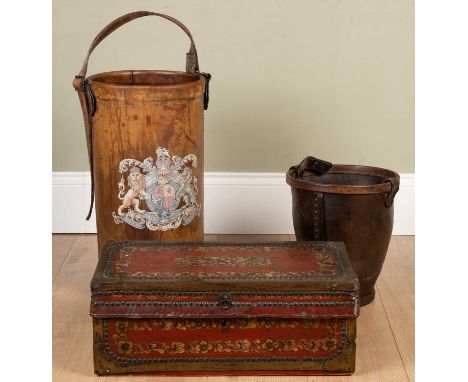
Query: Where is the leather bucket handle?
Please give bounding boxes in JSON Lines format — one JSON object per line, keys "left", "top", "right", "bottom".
{"left": 290, "top": 156, "right": 333, "bottom": 178}
{"left": 72, "top": 11, "right": 200, "bottom": 91}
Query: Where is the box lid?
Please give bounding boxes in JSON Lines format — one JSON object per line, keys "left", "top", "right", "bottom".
{"left": 91, "top": 241, "right": 359, "bottom": 319}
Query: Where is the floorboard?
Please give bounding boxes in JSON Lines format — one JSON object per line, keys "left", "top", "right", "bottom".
{"left": 53, "top": 234, "right": 100, "bottom": 382}
{"left": 376, "top": 236, "right": 415, "bottom": 381}
{"left": 52, "top": 234, "right": 77, "bottom": 282}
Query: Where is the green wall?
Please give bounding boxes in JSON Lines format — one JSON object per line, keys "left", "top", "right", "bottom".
{"left": 53, "top": 0, "right": 414, "bottom": 173}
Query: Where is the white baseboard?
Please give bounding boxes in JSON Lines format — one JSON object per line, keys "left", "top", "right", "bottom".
{"left": 52, "top": 172, "right": 414, "bottom": 235}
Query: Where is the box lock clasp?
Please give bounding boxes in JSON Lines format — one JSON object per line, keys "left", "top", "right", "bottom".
{"left": 217, "top": 293, "right": 233, "bottom": 310}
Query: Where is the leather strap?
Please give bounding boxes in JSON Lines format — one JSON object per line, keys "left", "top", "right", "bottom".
{"left": 73, "top": 12, "right": 202, "bottom": 220}
{"left": 74, "top": 80, "right": 95, "bottom": 220}
{"left": 73, "top": 11, "right": 200, "bottom": 92}
{"left": 289, "top": 156, "right": 333, "bottom": 178}
{"left": 383, "top": 178, "right": 399, "bottom": 208}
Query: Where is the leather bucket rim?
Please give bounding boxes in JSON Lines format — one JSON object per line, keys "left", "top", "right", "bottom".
{"left": 87, "top": 70, "right": 205, "bottom": 91}
{"left": 286, "top": 164, "right": 400, "bottom": 195}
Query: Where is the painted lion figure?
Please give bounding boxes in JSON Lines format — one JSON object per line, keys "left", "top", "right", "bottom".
{"left": 117, "top": 168, "right": 148, "bottom": 215}
{"left": 179, "top": 168, "right": 198, "bottom": 206}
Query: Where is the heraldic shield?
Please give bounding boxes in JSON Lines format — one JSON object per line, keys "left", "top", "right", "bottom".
{"left": 113, "top": 146, "right": 201, "bottom": 231}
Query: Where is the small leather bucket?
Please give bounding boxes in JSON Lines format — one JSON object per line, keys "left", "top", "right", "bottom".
{"left": 286, "top": 157, "right": 400, "bottom": 305}
{"left": 73, "top": 12, "right": 210, "bottom": 254}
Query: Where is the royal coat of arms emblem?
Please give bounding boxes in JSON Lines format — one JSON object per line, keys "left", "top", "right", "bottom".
{"left": 112, "top": 146, "right": 201, "bottom": 231}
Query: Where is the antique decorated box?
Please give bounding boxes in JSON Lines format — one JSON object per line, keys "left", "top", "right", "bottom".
{"left": 90, "top": 241, "right": 360, "bottom": 375}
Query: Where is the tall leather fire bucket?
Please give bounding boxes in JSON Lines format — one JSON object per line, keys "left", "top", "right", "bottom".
{"left": 73, "top": 12, "right": 210, "bottom": 254}
{"left": 286, "top": 156, "right": 400, "bottom": 306}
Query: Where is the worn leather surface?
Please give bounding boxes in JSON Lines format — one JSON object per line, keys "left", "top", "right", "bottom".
{"left": 90, "top": 241, "right": 359, "bottom": 319}
{"left": 92, "top": 317, "right": 356, "bottom": 375}
{"left": 286, "top": 158, "right": 400, "bottom": 306}
{"left": 91, "top": 241, "right": 359, "bottom": 298}
{"left": 72, "top": 12, "right": 210, "bottom": 252}
{"left": 72, "top": 12, "right": 209, "bottom": 225}
{"left": 90, "top": 241, "right": 358, "bottom": 375}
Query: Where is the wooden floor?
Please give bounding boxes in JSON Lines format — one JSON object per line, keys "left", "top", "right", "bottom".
{"left": 53, "top": 235, "right": 414, "bottom": 382}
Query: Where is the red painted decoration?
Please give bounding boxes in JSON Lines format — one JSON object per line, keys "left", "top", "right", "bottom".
{"left": 90, "top": 241, "right": 359, "bottom": 375}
